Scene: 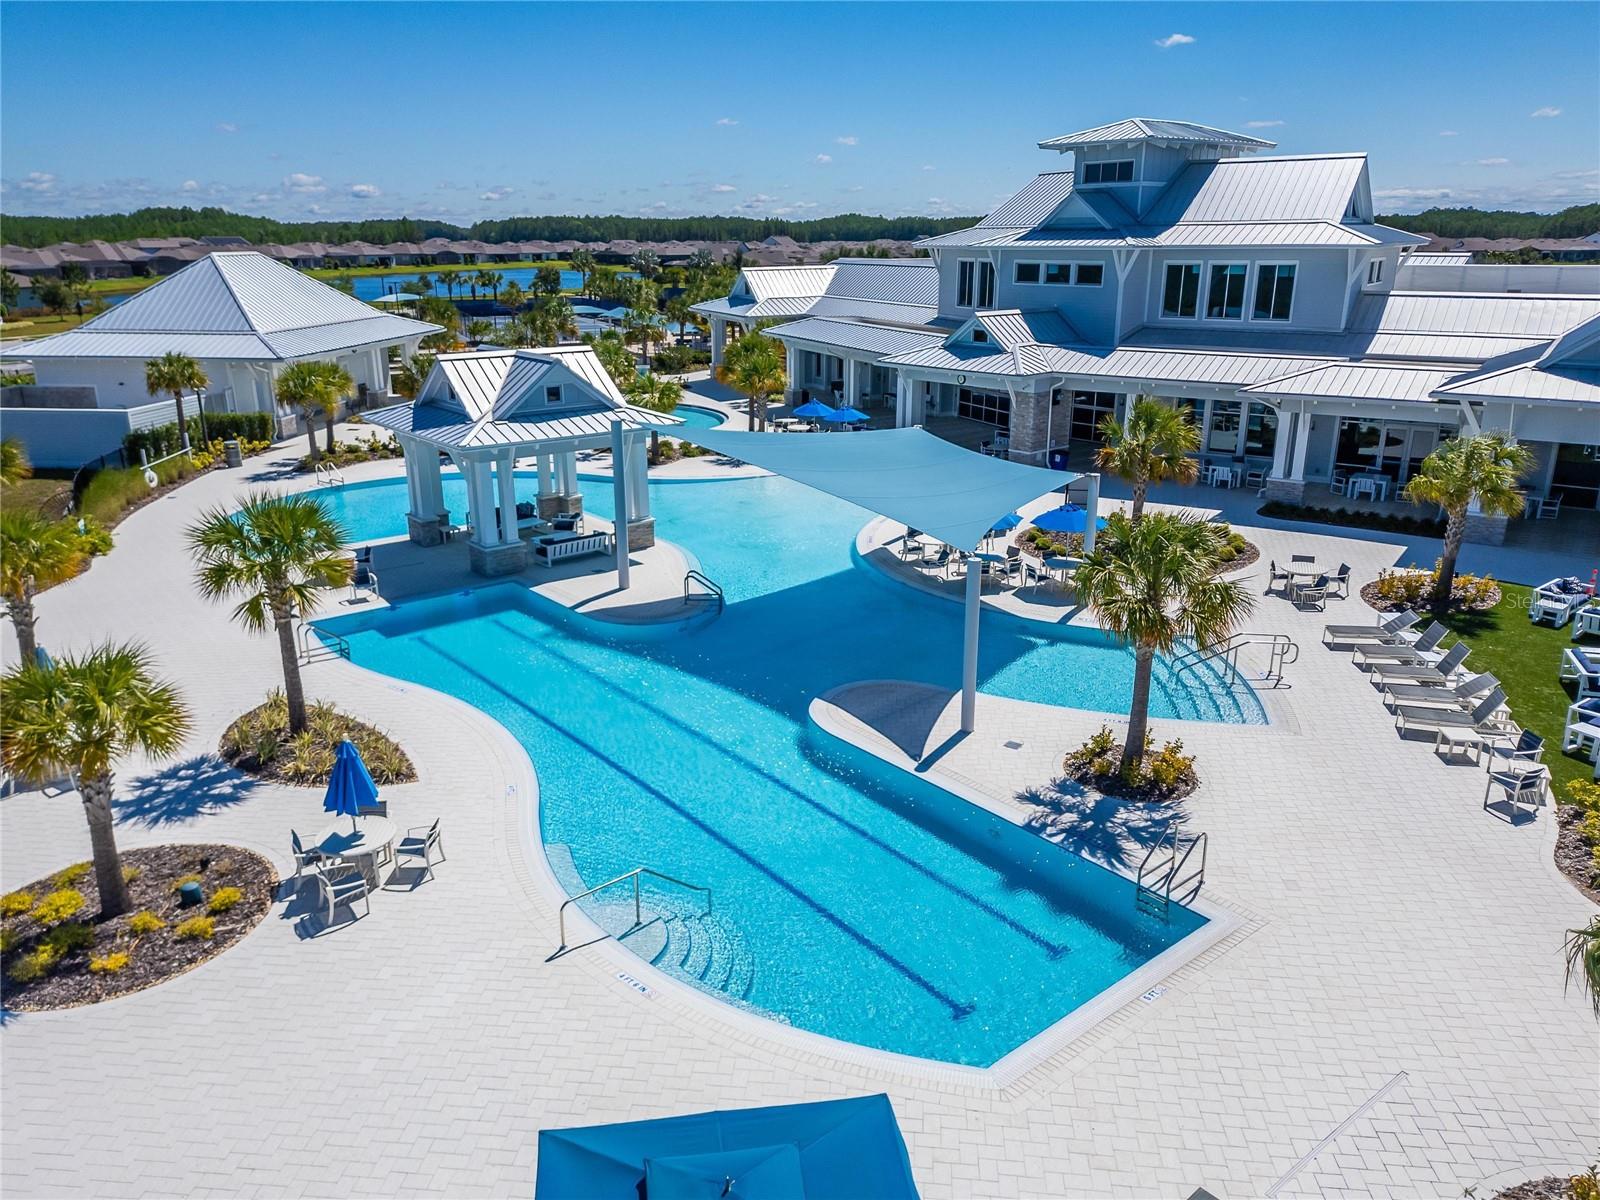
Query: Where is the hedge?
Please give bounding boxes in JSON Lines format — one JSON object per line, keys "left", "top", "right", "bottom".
{"left": 123, "top": 412, "right": 273, "bottom": 462}
{"left": 1257, "top": 500, "right": 1445, "bottom": 537}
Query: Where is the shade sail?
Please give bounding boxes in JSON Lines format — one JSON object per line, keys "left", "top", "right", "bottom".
{"left": 536, "top": 1094, "right": 919, "bottom": 1200}
{"left": 681, "top": 427, "right": 1075, "bottom": 551}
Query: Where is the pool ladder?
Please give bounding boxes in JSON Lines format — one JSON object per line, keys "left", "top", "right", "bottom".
{"left": 1136, "top": 823, "right": 1207, "bottom": 918}
{"left": 1172, "top": 632, "right": 1297, "bottom": 690}
{"left": 296, "top": 622, "right": 350, "bottom": 664}
{"left": 555, "top": 866, "right": 713, "bottom": 954}
{"left": 314, "top": 460, "right": 346, "bottom": 487}
{"left": 683, "top": 569, "right": 724, "bottom": 612}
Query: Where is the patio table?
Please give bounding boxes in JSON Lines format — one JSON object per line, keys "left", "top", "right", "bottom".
{"left": 313, "top": 815, "right": 397, "bottom": 888}
{"left": 1040, "top": 556, "right": 1079, "bottom": 588}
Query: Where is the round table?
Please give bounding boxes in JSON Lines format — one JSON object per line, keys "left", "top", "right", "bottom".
{"left": 1041, "top": 556, "right": 1079, "bottom": 588}
{"left": 314, "top": 815, "right": 396, "bottom": 887}
{"left": 1284, "top": 561, "right": 1325, "bottom": 579}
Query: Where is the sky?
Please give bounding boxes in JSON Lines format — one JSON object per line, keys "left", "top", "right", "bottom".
{"left": 2, "top": 1, "right": 1597, "bottom": 224}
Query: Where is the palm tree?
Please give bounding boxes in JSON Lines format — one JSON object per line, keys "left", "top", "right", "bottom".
{"left": 716, "top": 328, "right": 785, "bottom": 430}
{"left": 1074, "top": 511, "right": 1254, "bottom": 778}
{"left": 145, "top": 351, "right": 210, "bottom": 450}
{"left": 0, "top": 510, "right": 86, "bottom": 663}
{"left": 475, "top": 269, "right": 500, "bottom": 300}
{"left": 570, "top": 248, "right": 597, "bottom": 296}
{"left": 417, "top": 295, "right": 460, "bottom": 350}
{"left": 1403, "top": 433, "right": 1533, "bottom": 610}
{"left": 535, "top": 266, "right": 562, "bottom": 296}
{"left": 0, "top": 643, "right": 191, "bottom": 917}
{"left": 631, "top": 249, "right": 662, "bottom": 280}
{"left": 499, "top": 280, "right": 525, "bottom": 316}
{"left": 466, "top": 318, "right": 496, "bottom": 345}
{"left": 186, "top": 492, "right": 350, "bottom": 736}
{"left": 1565, "top": 916, "right": 1600, "bottom": 1019}
{"left": 391, "top": 352, "right": 435, "bottom": 400}
{"left": 1096, "top": 396, "right": 1200, "bottom": 523}
{"left": 274, "top": 360, "right": 351, "bottom": 460}
{"left": 412, "top": 271, "right": 434, "bottom": 297}
{"left": 624, "top": 306, "right": 664, "bottom": 369}
{"left": 662, "top": 293, "right": 697, "bottom": 353}
{"left": 586, "top": 329, "right": 637, "bottom": 391}
{"left": 628, "top": 372, "right": 683, "bottom": 462}
{"left": 1, "top": 437, "right": 31, "bottom": 486}
{"left": 523, "top": 295, "right": 577, "bottom": 346}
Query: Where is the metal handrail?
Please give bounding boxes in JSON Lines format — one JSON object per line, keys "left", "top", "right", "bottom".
{"left": 1172, "top": 631, "right": 1297, "bottom": 689}
{"left": 557, "top": 866, "right": 712, "bottom": 951}
{"left": 683, "top": 569, "right": 724, "bottom": 611}
{"left": 297, "top": 621, "right": 349, "bottom": 663}
{"left": 1137, "top": 825, "right": 1208, "bottom": 909}
{"left": 314, "top": 460, "right": 346, "bottom": 486}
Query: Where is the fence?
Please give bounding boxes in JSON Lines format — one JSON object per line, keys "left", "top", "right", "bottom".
{"left": 0, "top": 391, "right": 207, "bottom": 469}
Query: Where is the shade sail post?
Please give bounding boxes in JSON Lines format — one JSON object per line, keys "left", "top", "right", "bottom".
{"left": 961, "top": 557, "right": 981, "bottom": 732}
{"left": 610, "top": 420, "right": 630, "bottom": 590}
{"left": 1082, "top": 472, "right": 1101, "bottom": 555}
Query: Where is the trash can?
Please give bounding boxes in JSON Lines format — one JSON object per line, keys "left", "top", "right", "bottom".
{"left": 1048, "top": 448, "right": 1070, "bottom": 471}
{"left": 223, "top": 439, "right": 242, "bottom": 468}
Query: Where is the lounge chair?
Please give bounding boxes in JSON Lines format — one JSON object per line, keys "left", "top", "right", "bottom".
{"left": 1531, "top": 576, "right": 1591, "bottom": 626}
{"left": 1560, "top": 646, "right": 1600, "bottom": 700}
{"left": 1563, "top": 700, "right": 1600, "bottom": 760}
{"left": 1368, "top": 641, "right": 1470, "bottom": 686}
{"left": 1381, "top": 671, "right": 1496, "bottom": 710}
{"left": 1394, "top": 686, "right": 1508, "bottom": 737}
{"left": 1321, "top": 609, "right": 1418, "bottom": 649}
{"left": 1354, "top": 621, "right": 1447, "bottom": 667}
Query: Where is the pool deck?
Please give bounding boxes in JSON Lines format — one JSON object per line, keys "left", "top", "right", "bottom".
{"left": 2, "top": 434, "right": 1596, "bottom": 1199}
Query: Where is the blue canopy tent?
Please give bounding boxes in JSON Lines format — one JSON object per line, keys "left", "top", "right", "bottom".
{"left": 536, "top": 1094, "right": 919, "bottom": 1199}
{"left": 668, "top": 426, "right": 1097, "bottom": 731}
{"left": 1031, "top": 503, "right": 1108, "bottom": 536}
{"left": 323, "top": 739, "right": 379, "bottom": 833}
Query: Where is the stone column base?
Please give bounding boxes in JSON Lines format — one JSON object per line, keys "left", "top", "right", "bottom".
{"left": 467, "top": 539, "right": 528, "bottom": 577}
{"left": 1462, "top": 511, "right": 1509, "bottom": 545}
{"left": 407, "top": 512, "right": 444, "bottom": 546}
{"left": 1262, "top": 477, "right": 1307, "bottom": 504}
{"left": 1008, "top": 447, "right": 1047, "bottom": 467}
{"left": 554, "top": 491, "right": 583, "bottom": 516}
{"left": 536, "top": 494, "right": 562, "bottom": 519}
{"left": 624, "top": 517, "right": 656, "bottom": 551}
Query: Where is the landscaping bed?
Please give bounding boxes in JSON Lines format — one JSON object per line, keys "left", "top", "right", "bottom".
{"left": 1059, "top": 726, "right": 1199, "bottom": 803}
{"left": 1257, "top": 499, "right": 1445, "bottom": 537}
{"left": 0, "top": 843, "right": 275, "bottom": 1011}
{"left": 220, "top": 693, "right": 416, "bottom": 786}
{"left": 1014, "top": 522, "right": 1256, "bottom": 576}
{"left": 1360, "top": 566, "right": 1501, "bottom": 614}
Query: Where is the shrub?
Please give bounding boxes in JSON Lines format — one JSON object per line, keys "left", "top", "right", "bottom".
{"left": 652, "top": 344, "right": 710, "bottom": 374}
{"left": 51, "top": 862, "right": 91, "bottom": 888}
{"left": 122, "top": 411, "right": 273, "bottom": 461}
{"left": 206, "top": 887, "right": 243, "bottom": 915}
{"left": 39, "top": 921, "right": 94, "bottom": 957}
{"left": 31, "top": 889, "right": 86, "bottom": 926}
{"left": 1065, "top": 725, "right": 1118, "bottom": 770}
{"left": 1, "top": 890, "right": 35, "bottom": 919}
{"left": 122, "top": 865, "right": 142, "bottom": 884}
{"left": 170, "top": 873, "right": 204, "bottom": 893}
{"left": 89, "top": 951, "right": 131, "bottom": 974}
{"left": 1571, "top": 779, "right": 1600, "bottom": 814}
{"left": 173, "top": 916, "right": 216, "bottom": 941}
{"left": 9, "top": 946, "right": 58, "bottom": 983}
{"left": 0, "top": 926, "right": 20, "bottom": 953}
{"left": 127, "top": 911, "right": 166, "bottom": 935}
{"left": 1258, "top": 500, "right": 1445, "bottom": 537}
{"left": 219, "top": 692, "right": 416, "bottom": 785}
{"left": 1147, "top": 739, "right": 1197, "bottom": 793}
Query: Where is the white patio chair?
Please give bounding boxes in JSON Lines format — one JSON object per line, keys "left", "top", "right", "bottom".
{"left": 1538, "top": 492, "right": 1562, "bottom": 520}
{"left": 1483, "top": 765, "right": 1547, "bottom": 821}
{"left": 313, "top": 861, "right": 370, "bottom": 926}
{"left": 394, "top": 818, "right": 445, "bottom": 883}
{"left": 290, "top": 830, "right": 326, "bottom": 883}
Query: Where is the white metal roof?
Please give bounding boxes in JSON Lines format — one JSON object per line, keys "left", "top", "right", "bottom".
{"left": 1143, "top": 154, "right": 1367, "bottom": 224}
{"left": 883, "top": 340, "right": 1332, "bottom": 387}
{"left": 976, "top": 172, "right": 1078, "bottom": 229}
{"left": 693, "top": 259, "right": 938, "bottom": 325}
{"left": 763, "top": 317, "right": 944, "bottom": 357}
{"left": 976, "top": 309, "right": 1079, "bottom": 350}
{"left": 1432, "top": 344, "right": 1600, "bottom": 406}
{"left": 1038, "top": 118, "right": 1276, "bottom": 152}
{"left": 1241, "top": 361, "right": 1466, "bottom": 403}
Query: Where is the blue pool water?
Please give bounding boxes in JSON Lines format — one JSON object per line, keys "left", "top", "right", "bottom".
{"left": 314, "top": 475, "right": 1251, "bottom": 1065}
{"left": 673, "top": 404, "right": 726, "bottom": 430}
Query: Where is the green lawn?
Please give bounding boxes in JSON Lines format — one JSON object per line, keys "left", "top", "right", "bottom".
{"left": 1437, "top": 586, "right": 1597, "bottom": 795}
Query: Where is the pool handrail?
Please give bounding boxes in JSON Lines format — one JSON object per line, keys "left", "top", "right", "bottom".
{"left": 556, "top": 866, "right": 713, "bottom": 952}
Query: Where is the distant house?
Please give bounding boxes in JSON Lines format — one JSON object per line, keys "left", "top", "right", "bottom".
{"left": 0, "top": 251, "right": 441, "bottom": 466}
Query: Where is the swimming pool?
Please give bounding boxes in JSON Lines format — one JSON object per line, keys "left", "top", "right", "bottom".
{"left": 673, "top": 404, "right": 726, "bottom": 430}
{"left": 314, "top": 474, "right": 1254, "bottom": 1066}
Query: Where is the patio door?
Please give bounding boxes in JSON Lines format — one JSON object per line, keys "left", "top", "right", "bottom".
{"left": 1068, "top": 391, "right": 1117, "bottom": 443}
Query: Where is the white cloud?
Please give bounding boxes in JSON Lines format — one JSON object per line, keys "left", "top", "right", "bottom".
{"left": 180, "top": 179, "right": 200, "bottom": 192}
{"left": 1475, "top": 157, "right": 1510, "bottom": 166}
{"left": 1530, "top": 106, "right": 1562, "bottom": 118}
{"left": 835, "top": 135, "right": 858, "bottom": 146}
{"left": 215, "top": 121, "right": 238, "bottom": 134}
{"left": 1154, "top": 32, "right": 1194, "bottom": 48}
{"left": 283, "top": 172, "right": 325, "bottom": 194}
{"left": 480, "top": 185, "right": 516, "bottom": 201}
{"left": 349, "top": 183, "right": 381, "bottom": 198}
{"left": 1438, "top": 130, "right": 1459, "bottom": 137}
{"left": 710, "top": 183, "right": 736, "bottom": 193}
{"left": 17, "top": 171, "right": 57, "bottom": 193}
{"left": 715, "top": 117, "right": 738, "bottom": 126}
{"left": 815, "top": 154, "right": 832, "bottom": 164}
{"left": 1245, "top": 120, "right": 1284, "bottom": 128}
{"left": 1373, "top": 186, "right": 1454, "bottom": 202}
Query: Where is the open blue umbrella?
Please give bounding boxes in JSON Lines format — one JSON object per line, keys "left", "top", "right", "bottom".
{"left": 1031, "top": 503, "right": 1108, "bottom": 535}
{"left": 988, "top": 511, "right": 1022, "bottom": 533}
{"left": 323, "top": 740, "right": 379, "bottom": 833}
{"left": 792, "top": 398, "right": 836, "bottom": 420}
{"left": 822, "top": 405, "right": 869, "bottom": 424}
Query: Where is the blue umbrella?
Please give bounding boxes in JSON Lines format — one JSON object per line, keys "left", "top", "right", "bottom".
{"left": 323, "top": 740, "right": 379, "bottom": 833}
{"left": 1031, "top": 503, "right": 1108, "bottom": 535}
{"left": 792, "top": 398, "right": 836, "bottom": 419}
{"left": 33, "top": 645, "right": 54, "bottom": 671}
{"left": 823, "top": 405, "right": 869, "bottom": 424}
{"left": 989, "top": 511, "right": 1022, "bottom": 533}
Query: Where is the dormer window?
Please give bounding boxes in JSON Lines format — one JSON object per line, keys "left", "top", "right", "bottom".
{"left": 545, "top": 385, "right": 562, "bottom": 405}
{"left": 1082, "top": 159, "right": 1134, "bottom": 184}
{"left": 1366, "top": 258, "right": 1384, "bottom": 285}
{"left": 971, "top": 328, "right": 989, "bottom": 343}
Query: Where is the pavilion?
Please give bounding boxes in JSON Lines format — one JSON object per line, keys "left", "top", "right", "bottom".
{"left": 680, "top": 426, "right": 1097, "bottom": 732}
{"left": 362, "top": 345, "right": 682, "bottom": 580}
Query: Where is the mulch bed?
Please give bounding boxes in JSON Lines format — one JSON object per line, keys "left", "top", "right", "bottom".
{"left": 1495, "top": 1175, "right": 1581, "bottom": 1200}
{"left": 1360, "top": 576, "right": 1502, "bottom": 614}
{"left": 219, "top": 696, "right": 415, "bottom": 787}
{"left": 1216, "top": 539, "right": 1260, "bottom": 575}
{"left": 1554, "top": 806, "right": 1600, "bottom": 905}
{"left": 1061, "top": 752, "right": 1199, "bottom": 803}
{"left": 0, "top": 843, "right": 275, "bottom": 1012}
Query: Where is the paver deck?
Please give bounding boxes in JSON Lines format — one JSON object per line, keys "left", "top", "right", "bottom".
{"left": 1, "top": 436, "right": 1595, "bottom": 1199}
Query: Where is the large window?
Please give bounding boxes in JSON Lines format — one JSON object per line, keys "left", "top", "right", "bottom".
{"left": 1207, "top": 400, "right": 1241, "bottom": 453}
{"left": 1244, "top": 402, "right": 1278, "bottom": 457}
{"left": 957, "top": 260, "right": 975, "bottom": 307}
{"left": 1015, "top": 262, "right": 1104, "bottom": 286}
{"left": 958, "top": 386, "right": 1009, "bottom": 430}
{"left": 1075, "top": 262, "right": 1104, "bottom": 286}
{"left": 1014, "top": 261, "right": 1041, "bottom": 284}
{"left": 1162, "top": 263, "right": 1201, "bottom": 318}
{"left": 1206, "top": 263, "right": 1248, "bottom": 320}
{"left": 1044, "top": 263, "right": 1072, "bottom": 285}
{"left": 1082, "top": 159, "right": 1134, "bottom": 184}
{"left": 1067, "top": 390, "right": 1118, "bottom": 443}
{"left": 977, "top": 261, "right": 996, "bottom": 307}
{"left": 1253, "top": 263, "right": 1296, "bottom": 321}
{"left": 957, "top": 260, "right": 995, "bottom": 307}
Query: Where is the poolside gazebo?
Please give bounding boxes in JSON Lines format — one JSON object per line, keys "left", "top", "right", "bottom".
{"left": 362, "top": 346, "right": 682, "bottom": 582}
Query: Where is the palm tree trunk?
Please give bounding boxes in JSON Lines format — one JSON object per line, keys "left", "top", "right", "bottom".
{"left": 7, "top": 590, "right": 37, "bottom": 664}
{"left": 173, "top": 392, "right": 188, "bottom": 449}
{"left": 305, "top": 417, "right": 320, "bottom": 462}
{"left": 273, "top": 598, "right": 309, "bottom": 734}
{"left": 1130, "top": 479, "right": 1148, "bottom": 523}
{"left": 80, "top": 772, "right": 131, "bottom": 917}
{"left": 1123, "top": 645, "right": 1155, "bottom": 777}
{"left": 325, "top": 413, "right": 337, "bottom": 455}
{"left": 1433, "top": 509, "right": 1466, "bottom": 611}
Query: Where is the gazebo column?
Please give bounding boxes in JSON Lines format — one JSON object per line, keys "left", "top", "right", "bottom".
{"left": 610, "top": 421, "right": 631, "bottom": 590}
{"left": 894, "top": 373, "right": 913, "bottom": 427}
{"left": 784, "top": 344, "right": 802, "bottom": 406}
{"left": 843, "top": 356, "right": 861, "bottom": 408}
{"left": 710, "top": 318, "right": 727, "bottom": 368}
{"left": 466, "top": 455, "right": 526, "bottom": 577}
{"left": 554, "top": 449, "right": 583, "bottom": 516}
{"left": 960, "top": 555, "right": 982, "bottom": 733}
{"left": 1081, "top": 472, "right": 1101, "bottom": 555}
{"left": 536, "top": 451, "right": 561, "bottom": 518}
{"left": 623, "top": 433, "right": 655, "bottom": 550}
{"left": 405, "top": 440, "right": 446, "bottom": 546}
{"left": 495, "top": 450, "right": 522, "bottom": 545}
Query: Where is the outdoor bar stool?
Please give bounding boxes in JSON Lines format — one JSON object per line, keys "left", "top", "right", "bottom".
{"left": 1483, "top": 764, "right": 1548, "bottom": 822}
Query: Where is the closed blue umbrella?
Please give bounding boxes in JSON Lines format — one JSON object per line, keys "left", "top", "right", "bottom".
{"left": 792, "top": 398, "right": 836, "bottom": 419}
{"left": 323, "top": 740, "right": 379, "bottom": 833}
{"left": 1031, "top": 503, "right": 1108, "bottom": 535}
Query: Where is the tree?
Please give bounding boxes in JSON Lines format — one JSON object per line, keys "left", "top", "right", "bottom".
{"left": 570, "top": 248, "right": 596, "bottom": 295}
{"left": 35, "top": 277, "right": 72, "bottom": 318}
{"left": 391, "top": 352, "right": 435, "bottom": 400}
{"left": 466, "top": 318, "right": 496, "bottom": 344}
{"left": 145, "top": 351, "right": 210, "bottom": 449}
{"left": 0, "top": 271, "right": 20, "bottom": 313}
{"left": 474, "top": 268, "right": 500, "bottom": 300}
{"left": 662, "top": 292, "right": 698, "bottom": 350}
{"left": 1565, "top": 915, "right": 1600, "bottom": 1019}
{"left": 187, "top": 491, "right": 350, "bottom": 736}
{"left": 586, "top": 329, "right": 637, "bottom": 391}
{"left": 623, "top": 305, "right": 664, "bottom": 369}
{"left": 1073, "top": 512, "right": 1253, "bottom": 778}
{"left": 416, "top": 295, "right": 461, "bottom": 350}
{"left": 1, "top": 437, "right": 31, "bottom": 486}
{"left": 521, "top": 294, "right": 576, "bottom": 346}
{"left": 715, "top": 327, "right": 785, "bottom": 430}
{"left": 412, "top": 271, "right": 434, "bottom": 297}
{"left": 0, "top": 643, "right": 192, "bottom": 918}
{"left": 535, "top": 265, "right": 562, "bottom": 295}
{"left": 329, "top": 272, "right": 356, "bottom": 295}
{"left": 1096, "top": 396, "right": 1200, "bottom": 523}
{"left": 631, "top": 249, "right": 661, "bottom": 279}
{"left": 685, "top": 248, "right": 717, "bottom": 276}
{"left": 0, "top": 510, "right": 86, "bottom": 663}
{"left": 275, "top": 360, "right": 351, "bottom": 459}
{"left": 499, "top": 280, "right": 525, "bottom": 315}
{"left": 60, "top": 262, "right": 92, "bottom": 317}
{"left": 1402, "top": 433, "right": 1533, "bottom": 610}
{"left": 628, "top": 372, "right": 682, "bottom": 462}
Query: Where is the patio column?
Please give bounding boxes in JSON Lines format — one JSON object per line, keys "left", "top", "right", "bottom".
{"left": 1269, "top": 407, "right": 1292, "bottom": 479}
{"left": 1289, "top": 406, "right": 1312, "bottom": 480}
{"left": 611, "top": 421, "right": 630, "bottom": 590}
{"left": 710, "top": 318, "right": 727, "bottom": 368}
{"left": 405, "top": 441, "right": 445, "bottom": 546}
{"left": 465, "top": 455, "right": 525, "bottom": 575}
{"left": 844, "top": 356, "right": 861, "bottom": 407}
{"left": 555, "top": 449, "right": 583, "bottom": 515}
{"left": 536, "top": 450, "right": 559, "bottom": 518}
{"left": 625, "top": 432, "right": 655, "bottom": 549}
{"left": 785, "top": 343, "right": 802, "bottom": 405}
{"left": 1082, "top": 472, "right": 1101, "bottom": 555}
{"left": 495, "top": 450, "right": 519, "bottom": 545}
{"left": 895, "top": 373, "right": 913, "bottom": 427}
{"left": 960, "top": 555, "right": 981, "bottom": 733}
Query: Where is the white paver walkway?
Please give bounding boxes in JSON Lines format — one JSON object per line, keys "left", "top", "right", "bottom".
{"left": 1, "top": 437, "right": 1595, "bottom": 1199}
